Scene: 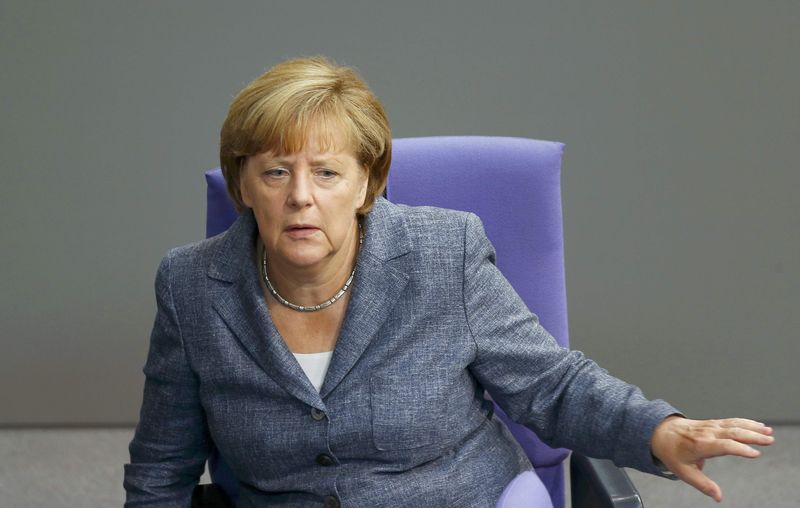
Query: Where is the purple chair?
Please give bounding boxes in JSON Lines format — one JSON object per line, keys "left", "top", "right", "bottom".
{"left": 199, "top": 137, "right": 643, "bottom": 508}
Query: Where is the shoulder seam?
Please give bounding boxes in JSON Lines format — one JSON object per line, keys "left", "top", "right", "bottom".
{"left": 461, "top": 212, "right": 480, "bottom": 355}
{"left": 164, "top": 250, "right": 189, "bottom": 365}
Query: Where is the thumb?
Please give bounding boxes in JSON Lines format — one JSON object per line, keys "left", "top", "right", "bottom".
{"left": 674, "top": 463, "right": 723, "bottom": 502}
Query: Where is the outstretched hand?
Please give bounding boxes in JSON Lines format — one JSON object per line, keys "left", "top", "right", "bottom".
{"left": 650, "top": 416, "right": 774, "bottom": 502}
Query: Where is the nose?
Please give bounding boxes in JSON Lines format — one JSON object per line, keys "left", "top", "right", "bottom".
{"left": 287, "top": 170, "right": 313, "bottom": 208}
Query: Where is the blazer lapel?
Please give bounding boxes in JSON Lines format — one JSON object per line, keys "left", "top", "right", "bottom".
{"left": 208, "top": 212, "right": 324, "bottom": 409}
{"left": 320, "top": 198, "right": 412, "bottom": 398}
{"left": 207, "top": 199, "right": 412, "bottom": 405}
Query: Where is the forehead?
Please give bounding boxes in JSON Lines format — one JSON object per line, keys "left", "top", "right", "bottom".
{"left": 255, "top": 122, "right": 358, "bottom": 162}
{"left": 282, "top": 113, "right": 357, "bottom": 151}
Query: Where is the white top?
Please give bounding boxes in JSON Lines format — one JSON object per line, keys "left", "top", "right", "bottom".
{"left": 292, "top": 351, "right": 334, "bottom": 392}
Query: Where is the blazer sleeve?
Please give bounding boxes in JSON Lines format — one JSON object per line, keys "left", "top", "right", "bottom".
{"left": 462, "top": 212, "right": 679, "bottom": 476}
{"left": 124, "top": 252, "right": 210, "bottom": 507}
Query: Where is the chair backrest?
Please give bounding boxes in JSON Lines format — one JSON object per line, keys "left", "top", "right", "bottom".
{"left": 204, "top": 136, "right": 570, "bottom": 508}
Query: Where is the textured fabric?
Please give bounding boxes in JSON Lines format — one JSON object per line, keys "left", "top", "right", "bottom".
{"left": 124, "top": 198, "right": 678, "bottom": 507}
{"left": 387, "top": 136, "right": 571, "bottom": 476}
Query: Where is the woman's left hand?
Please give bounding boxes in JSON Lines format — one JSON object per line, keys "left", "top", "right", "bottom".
{"left": 650, "top": 415, "right": 775, "bottom": 503}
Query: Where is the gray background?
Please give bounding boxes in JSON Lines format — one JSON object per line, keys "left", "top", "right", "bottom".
{"left": 1, "top": 1, "right": 797, "bottom": 425}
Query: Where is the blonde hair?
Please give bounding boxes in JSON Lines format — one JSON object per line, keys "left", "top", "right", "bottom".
{"left": 219, "top": 56, "right": 392, "bottom": 215}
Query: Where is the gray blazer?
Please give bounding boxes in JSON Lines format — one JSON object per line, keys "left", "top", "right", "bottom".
{"left": 124, "top": 197, "right": 677, "bottom": 507}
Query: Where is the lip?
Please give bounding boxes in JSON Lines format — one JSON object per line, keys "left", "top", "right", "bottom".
{"left": 285, "top": 224, "right": 320, "bottom": 238}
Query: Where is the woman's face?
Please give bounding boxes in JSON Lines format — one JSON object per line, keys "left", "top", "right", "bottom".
{"left": 240, "top": 129, "right": 368, "bottom": 271}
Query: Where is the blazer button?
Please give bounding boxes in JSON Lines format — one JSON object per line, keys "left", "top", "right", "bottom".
{"left": 310, "top": 408, "right": 326, "bottom": 421}
{"left": 322, "top": 495, "right": 340, "bottom": 508}
{"left": 316, "top": 453, "right": 336, "bottom": 467}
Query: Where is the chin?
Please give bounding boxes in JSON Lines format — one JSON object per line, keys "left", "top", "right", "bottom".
{"left": 287, "top": 257, "right": 326, "bottom": 269}
{"left": 279, "top": 248, "right": 329, "bottom": 268}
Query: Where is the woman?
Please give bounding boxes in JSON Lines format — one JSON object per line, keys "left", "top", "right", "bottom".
{"left": 125, "top": 56, "right": 773, "bottom": 507}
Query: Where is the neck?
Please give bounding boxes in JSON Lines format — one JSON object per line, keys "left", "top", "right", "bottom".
{"left": 261, "top": 222, "right": 361, "bottom": 307}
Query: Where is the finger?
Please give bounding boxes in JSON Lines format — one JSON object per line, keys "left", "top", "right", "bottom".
{"left": 701, "top": 438, "right": 762, "bottom": 459}
{"left": 717, "top": 418, "right": 773, "bottom": 434}
{"left": 717, "top": 427, "right": 776, "bottom": 446}
{"left": 674, "top": 463, "right": 722, "bottom": 502}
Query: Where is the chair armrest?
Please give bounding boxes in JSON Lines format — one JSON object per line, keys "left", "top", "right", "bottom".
{"left": 192, "top": 484, "right": 234, "bottom": 508}
{"left": 570, "top": 454, "right": 644, "bottom": 508}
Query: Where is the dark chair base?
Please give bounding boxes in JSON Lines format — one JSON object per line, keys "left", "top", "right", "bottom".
{"left": 570, "top": 454, "right": 644, "bottom": 508}
{"left": 192, "top": 484, "right": 234, "bottom": 508}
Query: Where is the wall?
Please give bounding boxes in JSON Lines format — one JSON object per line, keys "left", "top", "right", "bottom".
{"left": 1, "top": 1, "right": 797, "bottom": 424}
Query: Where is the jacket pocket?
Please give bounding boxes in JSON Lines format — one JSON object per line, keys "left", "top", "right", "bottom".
{"left": 370, "top": 374, "right": 449, "bottom": 451}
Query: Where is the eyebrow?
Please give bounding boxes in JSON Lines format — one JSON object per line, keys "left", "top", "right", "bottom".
{"left": 265, "top": 156, "right": 341, "bottom": 165}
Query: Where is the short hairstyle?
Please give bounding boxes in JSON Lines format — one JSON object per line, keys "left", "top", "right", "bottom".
{"left": 219, "top": 56, "right": 392, "bottom": 216}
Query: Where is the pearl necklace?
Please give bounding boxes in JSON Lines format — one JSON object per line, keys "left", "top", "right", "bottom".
{"left": 261, "top": 224, "right": 363, "bottom": 312}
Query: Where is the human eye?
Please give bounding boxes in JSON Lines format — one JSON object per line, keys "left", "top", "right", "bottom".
{"left": 262, "top": 167, "right": 289, "bottom": 178}
{"left": 316, "top": 168, "right": 339, "bottom": 179}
